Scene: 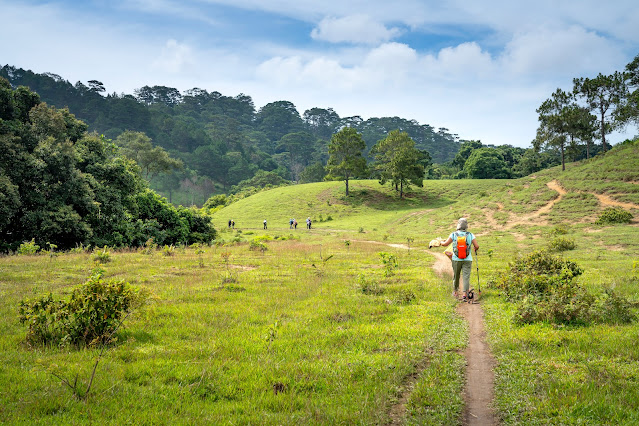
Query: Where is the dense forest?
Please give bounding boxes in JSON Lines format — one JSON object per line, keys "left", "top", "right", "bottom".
{"left": 0, "top": 78, "right": 216, "bottom": 252}
{"left": 1, "top": 65, "right": 463, "bottom": 203}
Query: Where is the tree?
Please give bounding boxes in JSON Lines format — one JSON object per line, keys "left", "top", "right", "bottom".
{"left": 303, "top": 107, "right": 340, "bottom": 139}
{"left": 255, "top": 101, "right": 304, "bottom": 142}
{"left": 573, "top": 72, "right": 628, "bottom": 152}
{"left": 276, "top": 131, "right": 316, "bottom": 178}
{"left": 371, "top": 130, "right": 429, "bottom": 197}
{"left": 536, "top": 89, "right": 574, "bottom": 171}
{"left": 453, "top": 140, "right": 483, "bottom": 170}
{"left": 299, "top": 162, "right": 326, "bottom": 183}
{"left": 134, "top": 85, "right": 183, "bottom": 107}
{"left": 620, "top": 54, "right": 639, "bottom": 127}
{"left": 463, "top": 148, "right": 510, "bottom": 179}
{"left": 115, "top": 131, "right": 183, "bottom": 180}
{"left": 326, "top": 127, "right": 367, "bottom": 196}
{"left": 87, "top": 80, "right": 106, "bottom": 94}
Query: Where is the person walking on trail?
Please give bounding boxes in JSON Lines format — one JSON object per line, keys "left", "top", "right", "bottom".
{"left": 263, "top": 219, "right": 267, "bottom": 230}
{"left": 289, "top": 218, "right": 294, "bottom": 229}
{"left": 306, "top": 217, "right": 311, "bottom": 229}
{"left": 293, "top": 219, "right": 298, "bottom": 229}
{"left": 440, "top": 217, "right": 479, "bottom": 301}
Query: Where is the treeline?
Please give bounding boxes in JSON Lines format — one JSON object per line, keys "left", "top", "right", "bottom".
{"left": 0, "top": 65, "right": 462, "bottom": 203}
{"left": 0, "top": 78, "right": 216, "bottom": 252}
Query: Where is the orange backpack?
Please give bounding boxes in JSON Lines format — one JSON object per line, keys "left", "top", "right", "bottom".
{"left": 454, "top": 232, "right": 470, "bottom": 259}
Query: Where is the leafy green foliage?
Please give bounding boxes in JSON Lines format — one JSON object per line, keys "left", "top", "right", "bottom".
{"left": 463, "top": 148, "right": 511, "bottom": 179}
{"left": 595, "top": 207, "right": 633, "bottom": 224}
{"left": 548, "top": 236, "right": 576, "bottom": 252}
{"left": 370, "top": 129, "right": 429, "bottom": 197}
{"left": 17, "top": 239, "right": 40, "bottom": 255}
{"left": 492, "top": 249, "right": 634, "bottom": 326}
{"left": 0, "top": 81, "right": 216, "bottom": 251}
{"left": 18, "top": 270, "right": 145, "bottom": 347}
{"left": 326, "top": 127, "right": 367, "bottom": 196}
{"left": 491, "top": 249, "right": 583, "bottom": 302}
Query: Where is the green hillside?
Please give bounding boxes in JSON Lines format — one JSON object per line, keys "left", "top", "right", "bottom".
{"left": 211, "top": 139, "right": 639, "bottom": 239}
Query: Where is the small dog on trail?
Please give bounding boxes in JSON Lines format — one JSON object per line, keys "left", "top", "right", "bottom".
{"left": 428, "top": 237, "right": 445, "bottom": 249}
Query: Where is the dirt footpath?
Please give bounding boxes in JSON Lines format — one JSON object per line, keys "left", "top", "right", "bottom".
{"left": 457, "top": 302, "right": 497, "bottom": 425}
{"left": 433, "top": 251, "right": 498, "bottom": 425}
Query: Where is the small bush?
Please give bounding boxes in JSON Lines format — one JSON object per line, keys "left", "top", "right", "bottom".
{"left": 493, "top": 249, "right": 634, "bottom": 326}
{"left": 548, "top": 236, "right": 576, "bottom": 252}
{"left": 358, "top": 274, "right": 384, "bottom": 295}
{"left": 379, "top": 252, "right": 398, "bottom": 277}
{"left": 92, "top": 247, "right": 111, "bottom": 264}
{"left": 18, "top": 239, "right": 40, "bottom": 255}
{"left": 249, "top": 239, "right": 267, "bottom": 252}
{"left": 141, "top": 238, "right": 157, "bottom": 255}
{"left": 490, "top": 249, "right": 583, "bottom": 302}
{"left": 550, "top": 225, "right": 569, "bottom": 235}
{"left": 595, "top": 207, "right": 633, "bottom": 225}
{"left": 589, "top": 288, "right": 636, "bottom": 325}
{"left": 18, "top": 270, "right": 146, "bottom": 347}
{"left": 393, "top": 289, "right": 416, "bottom": 305}
{"left": 162, "top": 245, "right": 175, "bottom": 256}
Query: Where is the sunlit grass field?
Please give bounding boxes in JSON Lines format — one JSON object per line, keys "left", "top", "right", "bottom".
{"left": 1, "top": 140, "right": 639, "bottom": 424}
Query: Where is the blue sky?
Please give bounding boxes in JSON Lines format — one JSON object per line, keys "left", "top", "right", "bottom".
{"left": 2, "top": 0, "right": 638, "bottom": 147}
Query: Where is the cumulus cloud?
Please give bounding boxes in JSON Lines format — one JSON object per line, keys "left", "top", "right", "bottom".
{"left": 501, "top": 25, "right": 627, "bottom": 77}
{"left": 311, "top": 15, "right": 402, "bottom": 44}
{"left": 152, "top": 39, "right": 195, "bottom": 74}
{"left": 422, "top": 42, "right": 495, "bottom": 80}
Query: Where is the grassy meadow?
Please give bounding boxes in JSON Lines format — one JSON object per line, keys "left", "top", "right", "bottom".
{"left": 2, "top": 140, "right": 639, "bottom": 424}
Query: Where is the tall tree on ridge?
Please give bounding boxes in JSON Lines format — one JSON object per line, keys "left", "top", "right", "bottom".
{"left": 573, "top": 72, "right": 628, "bottom": 153}
{"left": 326, "top": 127, "right": 367, "bottom": 196}
{"left": 371, "top": 130, "right": 429, "bottom": 198}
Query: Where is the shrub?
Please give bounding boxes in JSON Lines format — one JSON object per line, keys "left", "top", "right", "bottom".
{"left": 549, "top": 225, "right": 569, "bottom": 235}
{"left": 548, "top": 236, "right": 576, "bottom": 252}
{"left": 393, "top": 289, "right": 416, "bottom": 304}
{"left": 249, "top": 239, "right": 267, "bottom": 252}
{"left": 379, "top": 252, "right": 398, "bottom": 277}
{"left": 92, "top": 246, "right": 111, "bottom": 264}
{"left": 18, "top": 270, "right": 146, "bottom": 347}
{"left": 595, "top": 207, "right": 633, "bottom": 225}
{"left": 18, "top": 239, "right": 40, "bottom": 255}
{"left": 589, "top": 288, "right": 636, "bottom": 325}
{"left": 358, "top": 274, "right": 384, "bottom": 295}
{"left": 493, "top": 249, "right": 634, "bottom": 326}
{"left": 490, "top": 249, "right": 583, "bottom": 301}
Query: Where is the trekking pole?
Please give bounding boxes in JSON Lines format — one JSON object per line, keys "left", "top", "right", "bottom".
{"left": 475, "top": 249, "right": 480, "bottom": 297}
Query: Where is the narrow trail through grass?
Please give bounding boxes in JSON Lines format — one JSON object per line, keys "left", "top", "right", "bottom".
{"left": 363, "top": 240, "right": 499, "bottom": 425}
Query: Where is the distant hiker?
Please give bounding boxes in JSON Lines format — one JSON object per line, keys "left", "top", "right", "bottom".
{"left": 440, "top": 217, "right": 479, "bottom": 301}
{"left": 289, "top": 218, "right": 294, "bottom": 229}
{"left": 228, "top": 219, "right": 232, "bottom": 228}
{"left": 263, "top": 219, "right": 267, "bottom": 230}
{"left": 231, "top": 219, "right": 235, "bottom": 229}
{"left": 293, "top": 219, "right": 298, "bottom": 229}
{"left": 306, "top": 217, "right": 311, "bottom": 229}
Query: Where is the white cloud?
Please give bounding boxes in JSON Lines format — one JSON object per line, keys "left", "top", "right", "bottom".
{"left": 152, "top": 39, "right": 195, "bottom": 74}
{"left": 501, "top": 25, "right": 627, "bottom": 77}
{"left": 422, "top": 42, "right": 495, "bottom": 80}
{"left": 311, "top": 15, "right": 402, "bottom": 44}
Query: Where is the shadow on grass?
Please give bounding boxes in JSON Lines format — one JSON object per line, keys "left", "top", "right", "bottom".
{"left": 339, "top": 186, "right": 456, "bottom": 211}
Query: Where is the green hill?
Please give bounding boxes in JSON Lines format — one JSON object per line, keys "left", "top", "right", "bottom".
{"left": 211, "top": 139, "right": 639, "bottom": 240}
